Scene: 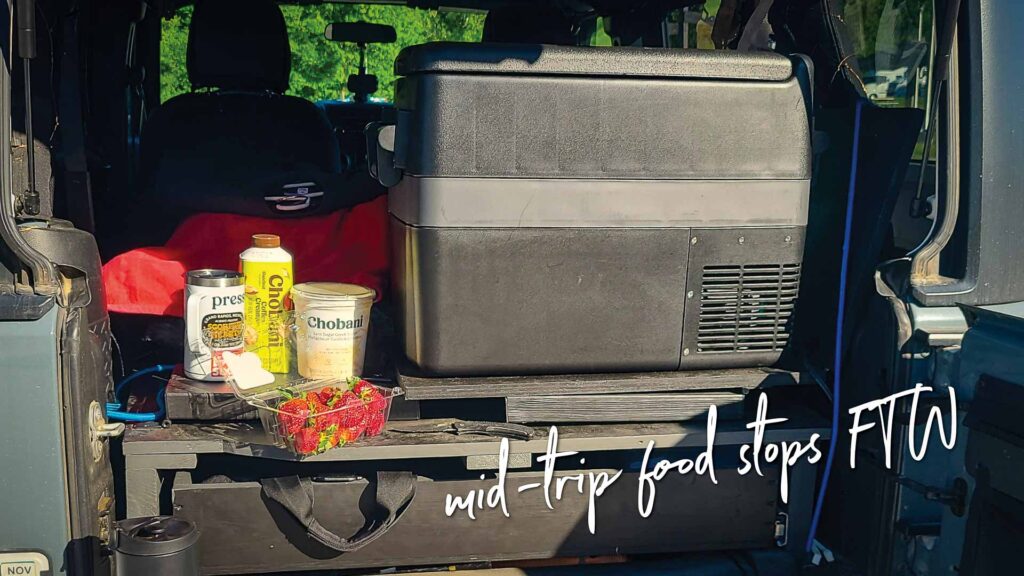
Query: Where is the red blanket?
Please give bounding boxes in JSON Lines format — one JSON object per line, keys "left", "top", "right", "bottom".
{"left": 103, "top": 196, "right": 389, "bottom": 317}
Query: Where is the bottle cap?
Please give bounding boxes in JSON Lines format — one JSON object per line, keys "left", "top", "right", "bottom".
{"left": 252, "top": 234, "right": 280, "bottom": 248}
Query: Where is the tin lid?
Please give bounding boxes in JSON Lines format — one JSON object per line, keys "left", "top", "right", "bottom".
{"left": 251, "top": 234, "right": 281, "bottom": 248}
{"left": 113, "top": 516, "right": 199, "bottom": 557}
{"left": 186, "top": 269, "right": 244, "bottom": 287}
{"left": 292, "top": 282, "right": 375, "bottom": 301}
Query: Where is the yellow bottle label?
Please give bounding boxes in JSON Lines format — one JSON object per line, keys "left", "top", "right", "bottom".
{"left": 242, "top": 260, "right": 293, "bottom": 373}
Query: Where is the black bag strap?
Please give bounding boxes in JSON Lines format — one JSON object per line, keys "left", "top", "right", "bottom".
{"left": 261, "top": 471, "right": 416, "bottom": 552}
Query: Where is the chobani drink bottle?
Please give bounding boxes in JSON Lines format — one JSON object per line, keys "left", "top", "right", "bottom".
{"left": 240, "top": 234, "right": 293, "bottom": 373}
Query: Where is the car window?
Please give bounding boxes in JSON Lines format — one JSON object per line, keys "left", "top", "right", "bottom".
{"left": 160, "top": 5, "right": 484, "bottom": 103}
{"left": 833, "top": 0, "right": 937, "bottom": 159}
{"left": 582, "top": 3, "right": 723, "bottom": 49}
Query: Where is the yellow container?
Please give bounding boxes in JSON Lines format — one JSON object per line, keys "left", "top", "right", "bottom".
{"left": 240, "top": 234, "right": 293, "bottom": 373}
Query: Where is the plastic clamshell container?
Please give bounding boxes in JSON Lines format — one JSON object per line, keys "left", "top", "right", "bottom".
{"left": 247, "top": 380, "right": 403, "bottom": 457}
{"left": 223, "top": 347, "right": 403, "bottom": 457}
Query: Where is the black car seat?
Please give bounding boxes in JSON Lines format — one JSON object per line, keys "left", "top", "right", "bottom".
{"left": 111, "top": 0, "right": 389, "bottom": 377}
{"left": 317, "top": 99, "right": 392, "bottom": 174}
{"left": 139, "top": 0, "right": 357, "bottom": 225}
{"left": 481, "top": 6, "right": 575, "bottom": 45}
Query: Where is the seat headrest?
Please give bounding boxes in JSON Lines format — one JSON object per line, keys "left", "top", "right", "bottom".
{"left": 187, "top": 0, "right": 291, "bottom": 92}
{"left": 482, "top": 7, "right": 575, "bottom": 45}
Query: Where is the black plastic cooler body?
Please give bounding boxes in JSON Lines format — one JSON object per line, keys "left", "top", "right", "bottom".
{"left": 386, "top": 43, "right": 811, "bottom": 376}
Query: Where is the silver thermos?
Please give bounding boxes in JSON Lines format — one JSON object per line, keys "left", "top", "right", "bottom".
{"left": 112, "top": 516, "right": 199, "bottom": 575}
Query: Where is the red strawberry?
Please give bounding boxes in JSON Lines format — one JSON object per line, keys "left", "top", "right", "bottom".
{"left": 336, "top": 392, "right": 366, "bottom": 427}
{"left": 319, "top": 386, "right": 347, "bottom": 407}
{"left": 301, "top": 392, "right": 329, "bottom": 431}
{"left": 352, "top": 380, "right": 386, "bottom": 410}
{"left": 365, "top": 387, "right": 386, "bottom": 413}
{"left": 318, "top": 428, "right": 340, "bottom": 452}
{"left": 352, "top": 379, "right": 374, "bottom": 399}
{"left": 336, "top": 425, "right": 356, "bottom": 444}
{"left": 292, "top": 427, "right": 320, "bottom": 454}
{"left": 365, "top": 409, "right": 386, "bottom": 436}
{"left": 318, "top": 387, "right": 335, "bottom": 404}
{"left": 345, "top": 421, "right": 366, "bottom": 441}
{"left": 329, "top": 425, "right": 344, "bottom": 445}
{"left": 304, "top": 391, "right": 327, "bottom": 410}
{"left": 320, "top": 408, "right": 341, "bottom": 431}
{"left": 316, "top": 392, "right": 356, "bottom": 430}
{"left": 277, "top": 398, "right": 310, "bottom": 436}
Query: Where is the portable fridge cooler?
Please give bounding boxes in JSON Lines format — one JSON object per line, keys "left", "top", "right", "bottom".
{"left": 376, "top": 42, "right": 812, "bottom": 376}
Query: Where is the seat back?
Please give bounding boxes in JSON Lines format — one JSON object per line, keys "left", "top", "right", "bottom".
{"left": 140, "top": 0, "right": 342, "bottom": 218}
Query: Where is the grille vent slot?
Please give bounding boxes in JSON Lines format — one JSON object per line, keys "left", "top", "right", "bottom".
{"left": 696, "top": 263, "right": 800, "bottom": 354}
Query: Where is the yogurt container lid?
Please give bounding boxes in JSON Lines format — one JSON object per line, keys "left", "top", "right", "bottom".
{"left": 292, "top": 282, "right": 375, "bottom": 302}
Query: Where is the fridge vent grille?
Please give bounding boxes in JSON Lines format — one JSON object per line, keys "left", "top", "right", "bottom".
{"left": 696, "top": 263, "right": 801, "bottom": 354}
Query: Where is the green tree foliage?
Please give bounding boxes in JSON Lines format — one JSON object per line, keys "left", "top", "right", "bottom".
{"left": 160, "top": 6, "right": 193, "bottom": 101}
{"left": 160, "top": 5, "right": 484, "bottom": 103}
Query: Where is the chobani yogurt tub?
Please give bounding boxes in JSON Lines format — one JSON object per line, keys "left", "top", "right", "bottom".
{"left": 292, "top": 283, "right": 375, "bottom": 380}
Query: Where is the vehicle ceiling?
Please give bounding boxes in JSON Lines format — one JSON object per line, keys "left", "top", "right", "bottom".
{"left": 157, "top": 0, "right": 707, "bottom": 18}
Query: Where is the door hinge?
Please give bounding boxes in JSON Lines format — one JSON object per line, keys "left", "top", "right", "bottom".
{"left": 897, "top": 476, "right": 968, "bottom": 517}
{"left": 88, "top": 401, "right": 125, "bottom": 461}
{"left": 774, "top": 511, "right": 789, "bottom": 547}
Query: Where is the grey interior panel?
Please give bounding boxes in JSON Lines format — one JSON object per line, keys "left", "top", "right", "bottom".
{"left": 390, "top": 177, "right": 810, "bottom": 228}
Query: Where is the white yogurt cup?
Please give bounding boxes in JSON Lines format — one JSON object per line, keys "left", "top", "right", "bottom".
{"left": 292, "top": 283, "right": 375, "bottom": 380}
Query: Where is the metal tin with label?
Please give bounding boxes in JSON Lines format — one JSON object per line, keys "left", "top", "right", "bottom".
{"left": 184, "top": 269, "right": 245, "bottom": 382}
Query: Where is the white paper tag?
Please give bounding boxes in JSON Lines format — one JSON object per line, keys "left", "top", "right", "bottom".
{"left": 222, "top": 351, "right": 276, "bottom": 390}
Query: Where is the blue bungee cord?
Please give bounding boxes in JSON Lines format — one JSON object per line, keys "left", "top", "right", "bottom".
{"left": 106, "top": 363, "right": 175, "bottom": 422}
{"left": 805, "top": 97, "right": 865, "bottom": 553}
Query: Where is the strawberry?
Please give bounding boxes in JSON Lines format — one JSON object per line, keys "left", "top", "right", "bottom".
{"left": 352, "top": 379, "right": 374, "bottom": 400}
{"left": 277, "top": 397, "right": 311, "bottom": 436}
{"left": 318, "top": 387, "right": 335, "bottom": 404}
{"left": 318, "top": 427, "right": 340, "bottom": 452}
{"left": 349, "top": 381, "right": 387, "bottom": 436}
{"left": 352, "top": 380, "right": 386, "bottom": 411}
{"left": 300, "top": 391, "right": 329, "bottom": 431}
{"left": 365, "top": 387, "right": 387, "bottom": 413}
{"left": 314, "top": 392, "right": 354, "bottom": 431}
{"left": 318, "top": 386, "right": 347, "bottom": 407}
{"left": 365, "top": 409, "right": 386, "bottom": 436}
{"left": 319, "top": 408, "right": 341, "bottom": 432}
{"left": 338, "top": 423, "right": 364, "bottom": 444}
{"left": 304, "top": 391, "right": 327, "bottom": 411}
{"left": 292, "top": 427, "right": 320, "bottom": 455}
{"left": 337, "top": 392, "right": 366, "bottom": 427}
